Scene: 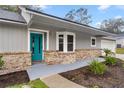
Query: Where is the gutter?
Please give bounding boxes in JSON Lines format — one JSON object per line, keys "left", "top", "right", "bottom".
{"left": 0, "top": 18, "right": 27, "bottom": 25}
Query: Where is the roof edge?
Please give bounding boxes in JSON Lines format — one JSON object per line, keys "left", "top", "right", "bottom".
{"left": 25, "top": 8, "right": 116, "bottom": 36}
{"left": 0, "top": 18, "right": 27, "bottom": 25}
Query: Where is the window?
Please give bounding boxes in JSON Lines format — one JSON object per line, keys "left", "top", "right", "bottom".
{"left": 91, "top": 37, "right": 96, "bottom": 47}
{"left": 56, "top": 32, "right": 75, "bottom": 52}
{"left": 67, "top": 35, "right": 73, "bottom": 51}
{"left": 58, "top": 35, "right": 64, "bottom": 51}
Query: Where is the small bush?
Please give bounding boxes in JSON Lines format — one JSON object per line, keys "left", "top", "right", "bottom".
{"left": 103, "top": 48, "right": 112, "bottom": 56}
{"left": 105, "top": 56, "right": 117, "bottom": 65}
{"left": 0, "top": 56, "right": 4, "bottom": 69}
{"left": 89, "top": 60, "right": 107, "bottom": 75}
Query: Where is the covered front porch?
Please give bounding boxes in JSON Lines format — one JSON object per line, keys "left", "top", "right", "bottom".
{"left": 27, "top": 9, "right": 108, "bottom": 65}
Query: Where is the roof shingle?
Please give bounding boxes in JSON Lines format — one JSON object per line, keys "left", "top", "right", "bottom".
{"left": 0, "top": 9, "right": 26, "bottom": 23}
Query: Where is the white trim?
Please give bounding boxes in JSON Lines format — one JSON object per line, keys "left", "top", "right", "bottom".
{"left": 46, "top": 31, "right": 49, "bottom": 50}
{"left": 28, "top": 28, "right": 49, "bottom": 50}
{"left": 27, "top": 29, "right": 30, "bottom": 52}
{"left": 56, "top": 32, "right": 76, "bottom": 52}
{"left": 28, "top": 28, "right": 50, "bottom": 61}
{"left": 56, "top": 32, "right": 59, "bottom": 51}
{"left": 28, "top": 28, "right": 49, "bottom": 33}
{"left": 0, "top": 19, "right": 26, "bottom": 25}
{"left": 64, "top": 32, "right": 67, "bottom": 52}
{"left": 91, "top": 37, "right": 96, "bottom": 47}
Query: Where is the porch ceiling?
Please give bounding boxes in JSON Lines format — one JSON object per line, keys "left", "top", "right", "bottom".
{"left": 30, "top": 14, "right": 116, "bottom": 37}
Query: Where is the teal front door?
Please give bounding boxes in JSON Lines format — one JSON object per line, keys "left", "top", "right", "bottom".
{"left": 30, "top": 33, "right": 43, "bottom": 61}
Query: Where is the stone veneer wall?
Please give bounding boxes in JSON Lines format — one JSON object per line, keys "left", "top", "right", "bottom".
{"left": 44, "top": 49, "right": 101, "bottom": 65}
{"left": 44, "top": 51, "right": 76, "bottom": 65}
{"left": 0, "top": 52, "right": 31, "bottom": 75}
{"left": 75, "top": 49, "right": 102, "bottom": 60}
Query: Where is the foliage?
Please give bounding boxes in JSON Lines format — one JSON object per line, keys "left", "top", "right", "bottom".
{"left": 100, "top": 18, "right": 124, "bottom": 33}
{"left": 65, "top": 8, "right": 92, "bottom": 25}
{"left": 25, "top": 5, "right": 43, "bottom": 12}
{"left": 0, "top": 5, "right": 19, "bottom": 12}
{"left": 122, "top": 64, "right": 124, "bottom": 68}
{"left": 0, "top": 56, "right": 4, "bottom": 69}
{"left": 116, "top": 48, "right": 124, "bottom": 54}
{"left": 105, "top": 56, "right": 117, "bottom": 65}
{"left": 0, "top": 5, "right": 43, "bottom": 13}
{"left": 103, "top": 48, "right": 112, "bottom": 57}
{"left": 89, "top": 60, "right": 107, "bottom": 75}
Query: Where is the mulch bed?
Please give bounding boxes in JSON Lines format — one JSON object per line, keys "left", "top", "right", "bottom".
{"left": 60, "top": 58, "right": 124, "bottom": 88}
{"left": 0, "top": 70, "right": 29, "bottom": 88}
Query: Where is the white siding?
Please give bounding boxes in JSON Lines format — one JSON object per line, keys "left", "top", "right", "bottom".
{"left": 49, "top": 31, "right": 101, "bottom": 50}
{"left": 76, "top": 31, "right": 101, "bottom": 49}
{"left": 0, "top": 23, "right": 28, "bottom": 52}
{"left": 49, "top": 30, "right": 56, "bottom": 50}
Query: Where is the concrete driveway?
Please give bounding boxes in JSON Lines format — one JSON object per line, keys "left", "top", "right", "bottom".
{"left": 116, "top": 54, "right": 124, "bottom": 60}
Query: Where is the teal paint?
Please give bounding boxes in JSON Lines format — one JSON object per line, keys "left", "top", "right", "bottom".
{"left": 30, "top": 33, "right": 42, "bottom": 61}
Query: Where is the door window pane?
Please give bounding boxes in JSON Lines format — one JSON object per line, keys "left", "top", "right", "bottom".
{"left": 39, "top": 36, "right": 41, "bottom": 53}
{"left": 32, "top": 36, "right": 35, "bottom": 54}
{"left": 67, "top": 35, "right": 73, "bottom": 51}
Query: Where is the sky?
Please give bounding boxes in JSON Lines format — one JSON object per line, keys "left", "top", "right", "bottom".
{"left": 39, "top": 5, "right": 124, "bottom": 28}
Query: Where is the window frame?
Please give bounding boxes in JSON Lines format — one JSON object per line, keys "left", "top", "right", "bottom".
{"left": 56, "top": 32, "right": 75, "bottom": 52}
{"left": 91, "top": 37, "right": 96, "bottom": 47}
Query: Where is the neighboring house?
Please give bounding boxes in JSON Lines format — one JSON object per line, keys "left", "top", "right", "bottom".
{"left": 0, "top": 6, "right": 116, "bottom": 75}
{"left": 116, "top": 33, "right": 124, "bottom": 48}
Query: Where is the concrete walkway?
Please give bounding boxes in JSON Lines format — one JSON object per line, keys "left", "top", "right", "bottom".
{"left": 27, "top": 57, "right": 104, "bottom": 80}
{"left": 116, "top": 54, "right": 124, "bottom": 60}
{"left": 41, "top": 74, "right": 83, "bottom": 88}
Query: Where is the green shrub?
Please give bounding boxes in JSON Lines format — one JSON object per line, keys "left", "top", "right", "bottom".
{"left": 105, "top": 56, "right": 117, "bottom": 65}
{"left": 103, "top": 48, "right": 112, "bottom": 56}
{"left": 89, "top": 60, "right": 107, "bottom": 75}
{"left": 0, "top": 56, "right": 4, "bottom": 69}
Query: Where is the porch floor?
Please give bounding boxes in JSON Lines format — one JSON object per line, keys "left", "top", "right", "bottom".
{"left": 27, "top": 57, "right": 104, "bottom": 80}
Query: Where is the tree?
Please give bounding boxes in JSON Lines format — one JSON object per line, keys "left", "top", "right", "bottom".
{"left": 100, "top": 18, "right": 124, "bottom": 33}
{"left": 65, "top": 8, "right": 92, "bottom": 25}
{"left": 65, "top": 9, "right": 75, "bottom": 21}
{"left": 0, "top": 5, "right": 19, "bottom": 12}
{"left": 0, "top": 5, "right": 43, "bottom": 12}
{"left": 25, "top": 5, "right": 43, "bottom": 12}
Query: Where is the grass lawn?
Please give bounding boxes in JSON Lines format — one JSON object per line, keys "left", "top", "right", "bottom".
{"left": 7, "top": 79, "right": 48, "bottom": 88}
{"left": 116, "top": 48, "right": 124, "bottom": 54}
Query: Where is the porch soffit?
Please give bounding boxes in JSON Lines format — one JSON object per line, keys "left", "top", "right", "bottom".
{"left": 29, "top": 15, "right": 116, "bottom": 37}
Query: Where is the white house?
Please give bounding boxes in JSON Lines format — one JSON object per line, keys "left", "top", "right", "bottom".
{"left": 0, "top": 6, "right": 116, "bottom": 75}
